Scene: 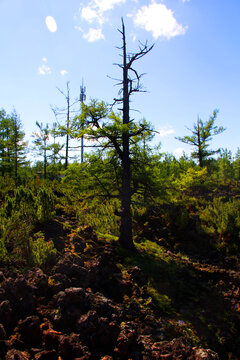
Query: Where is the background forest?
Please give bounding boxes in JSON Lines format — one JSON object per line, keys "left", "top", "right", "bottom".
{"left": 0, "top": 100, "right": 240, "bottom": 263}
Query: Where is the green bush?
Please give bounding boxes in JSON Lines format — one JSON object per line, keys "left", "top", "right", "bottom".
{"left": 174, "top": 167, "right": 208, "bottom": 190}
{"left": 147, "top": 285, "right": 173, "bottom": 314}
{"left": 200, "top": 197, "right": 240, "bottom": 254}
{"left": 0, "top": 175, "right": 15, "bottom": 198}
{"left": 31, "top": 232, "right": 57, "bottom": 268}
{"left": 0, "top": 185, "right": 56, "bottom": 265}
{"left": 1, "top": 185, "right": 55, "bottom": 224}
{"left": 0, "top": 212, "right": 33, "bottom": 262}
{"left": 36, "top": 187, "right": 55, "bottom": 223}
{"left": 0, "top": 238, "right": 8, "bottom": 262}
{"left": 0, "top": 186, "right": 35, "bottom": 220}
{"left": 76, "top": 198, "right": 120, "bottom": 236}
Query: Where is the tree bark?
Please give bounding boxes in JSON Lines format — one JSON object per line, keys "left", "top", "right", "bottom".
{"left": 118, "top": 20, "right": 134, "bottom": 249}
{"left": 44, "top": 147, "right": 47, "bottom": 180}
{"left": 65, "top": 84, "right": 70, "bottom": 170}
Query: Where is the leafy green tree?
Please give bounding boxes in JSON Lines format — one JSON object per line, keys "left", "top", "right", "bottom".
{"left": 74, "top": 20, "right": 153, "bottom": 249}
{"left": 0, "top": 109, "right": 13, "bottom": 175}
{"left": 176, "top": 110, "right": 225, "bottom": 167}
{"left": 233, "top": 148, "right": 240, "bottom": 182}
{"left": 49, "top": 122, "right": 64, "bottom": 165}
{"left": 10, "top": 110, "right": 28, "bottom": 183}
{"left": 33, "top": 122, "right": 51, "bottom": 179}
{"left": 0, "top": 109, "right": 27, "bottom": 181}
{"left": 216, "top": 148, "right": 233, "bottom": 183}
{"left": 74, "top": 103, "right": 153, "bottom": 249}
{"left": 33, "top": 122, "right": 63, "bottom": 178}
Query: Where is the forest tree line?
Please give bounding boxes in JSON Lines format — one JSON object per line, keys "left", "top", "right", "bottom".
{"left": 0, "top": 104, "right": 239, "bottom": 185}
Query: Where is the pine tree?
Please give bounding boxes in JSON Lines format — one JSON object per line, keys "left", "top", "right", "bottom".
{"left": 10, "top": 110, "right": 28, "bottom": 183}
{"left": 233, "top": 148, "right": 240, "bottom": 182}
{"left": 0, "top": 109, "right": 27, "bottom": 181}
{"left": 33, "top": 122, "right": 51, "bottom": 179}
{"left": 74, "top": 19, "right": 154, "bottom": 249}
{"left": 176, "top": 110, "right": 225, "bottom": 167}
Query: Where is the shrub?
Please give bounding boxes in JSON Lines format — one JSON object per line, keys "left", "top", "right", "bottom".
{"left": 36, "top": 187, "right": 55, "bottom": 223}
{"left": 174, "top": 167, "right": 208, "bottom": 190}
{"left": 147, "top": 285, "right": 173, "bottom": 314}
{"left": 0, "top": 175, "right": 15, "bottom": 198}
{"left": 0, "top": 238, "right": 8, "bottom": 262}
{"left": 0, "top": 185, "right": 56, "bottom": 265}
{"left": 76, "top": 198, "right": 120, "bottom": 236}
{"left": 200, "top": 197, "right": 240, "bottom": 254}
{"left": 31, "top": 232, "right": 57, "bottom": 268}
{"left": 0, "top": 186, "right": 35, "bottom": 220}
{"left": 0, "top": 212, "right": 33, "bottom": 262}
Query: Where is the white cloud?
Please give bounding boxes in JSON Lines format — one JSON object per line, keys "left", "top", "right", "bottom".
{"left": 181, "top": 0, "right": 190, "bottom": 3}
{"left": 60, "top": 69, "right": 68, "bottom": 76}
{"left": 75, "top": 25, "right": 83, "bottom": 32}
{"left": 45, "top": 16, "right": 58, "bottom": 33}
{"left": 175, "top": 147, "right": 185, "bottom": 156}
{"left": 38, "top": 58, "right": 51, "bottom": 75}
{"left": 157, "top": 127, "right": 175, "bottom": 137}
{"left": 94, "top": 0, "right": 126, "bottom": 12}
{"left": 77, "top": 0, "right": 187, "bottom": 42}
{"left": 81, "top": 6, "right": 100, "bottom": 23}
{"left": 133, "top": 1, "right": 187, "bottom": 39}
{"left": 78, "top": 0, "right": 126, "bottom": 41}
{"left": 83, "top": 27, "right": 105, "bottom": 42}
{"left": 38, "top": 64, "right": 51, "bottom": 75}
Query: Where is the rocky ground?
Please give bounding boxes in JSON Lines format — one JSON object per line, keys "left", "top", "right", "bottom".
{"left": 0, "top": 214, "right": 236, "bottom": 359}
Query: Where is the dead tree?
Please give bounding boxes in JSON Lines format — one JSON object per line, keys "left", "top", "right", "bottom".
{"left": 52, "top": 82, "right": 78, "bottom": 169}
{"left": 115, "top": 19, "right": 154, "bottom": 249}
{"left": 74, "top": 19, "right": 154, "bottom": 250}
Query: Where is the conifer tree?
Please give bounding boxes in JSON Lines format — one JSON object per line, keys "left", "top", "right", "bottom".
{"left": 74, "top": 19, "right": 154, "bottom": 249}
{"left": 10, "top": 109, "right": 28, "bottom": 183}
{"left": 52, "top": 82, "right": 78, "bottom": 169}
{"left": 0, "top": 109, "right": 27, "bottom": 180}
{"left": 176, "top": 110, "right": 225, "bottom": 167}
{"left": 33, "top": 122, "right": 51, "bottom": 179}
{"left": 233, "top": 148, "right": 240, "bottom": 182}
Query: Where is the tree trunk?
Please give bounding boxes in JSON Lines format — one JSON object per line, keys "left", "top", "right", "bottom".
{"left": 65, "top": 91, "right": 70, "bottom": 170}
{"left": 44, "top": 148, "right": 47, "bottom": 180}
{"left": 14, "top": 145, "right": 18, "bottom": 184}
{"left": 118, "top": 20, "right": 134, "bottom": 249}
{"left": 197, "top": 120, "right": 203, "bottom": 167}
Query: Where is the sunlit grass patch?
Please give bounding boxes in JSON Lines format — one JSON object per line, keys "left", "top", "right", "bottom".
{"left": 147, "top": 285, "right": 173, "bottom": 314}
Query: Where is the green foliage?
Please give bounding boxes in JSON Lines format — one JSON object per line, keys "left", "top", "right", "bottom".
{"left": 0, "top": 175, "right": 15, "bottom": 198}
{"left": 31, "top": 232, "right": 57, "bottom": 268}
{"left": 76, "top": 197, "right": 120, "bottom": 236}
{"left": 0, "top": 184, "right": 56, "bottom": 264}
{"left": 0, "top": 238, "right": 8, "bottom": 262}
{"left": 36, "top": 187, "right": 55, "bottom": 223}
{"left": 0, "top": 212, "right": 33, "bottom": 262}
{"left": 200, "top": 197, "right": 240, "bottom": 254}
{"left": 233, "top": 148, "right": 240, "bottom": 182}
{"left": 174, "top": 167, "right": 208, "bottom": 190}
{"left": 33, "top": 121, "right": 63, "bottom": 178}
{"left": 0, "top": 108, "right": 28, "bottom": 180}
{"left": 215, "top": 148, "right": 233, "bottom": 183}
{"left": 176, "top": 110, "right": 225, "bottom": 167}
{"left": 147, "top": 285, "right": 173, "bottom": 313}
{"left": 1, "top": 186, "right": 35, "bottom": 221}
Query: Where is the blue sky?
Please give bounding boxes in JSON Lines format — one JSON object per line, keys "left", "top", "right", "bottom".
{"left": 0, "top": 0, "right": 240, "bottom": 160}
